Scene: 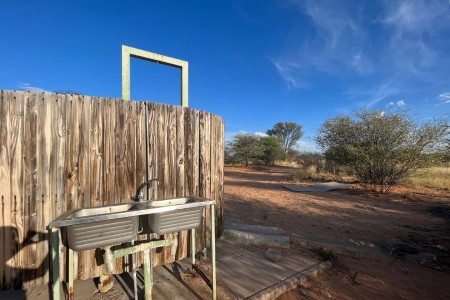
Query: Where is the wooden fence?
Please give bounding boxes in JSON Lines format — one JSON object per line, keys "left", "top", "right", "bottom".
{"left": 0, "top": 90, "right": 224, "bottom": 289}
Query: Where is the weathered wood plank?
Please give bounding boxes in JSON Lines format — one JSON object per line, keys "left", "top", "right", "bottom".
{"left": 8, "top": 91, "right": 25, "bottom": 289}
{"left": 115, "top": 99, "right": 128, "bottom": 203}
{"left": 104, "top": 98, "right": 116, "bottom": 206}
{"left": 147, "top": 102, "right": 157, "bottom": 200}
{"left": 192, "top": 110, "right": 200, "bottom": 253}
{"left": 90, "top": 97, "right": 103, "bottom": 209}
{"left": 90, "top": 97, "right": 107, "bottom": 278}
{"left": 125, "top": 100, "right": 137, "bottom": 201}
{"left": 175, "top": 106, "right": 186, "bottom": 259}
{"left": 36, "top": 93, "right": 53, "bottom": 285}
{"left": 23, "top": 91, "right": 38, "bottom": 288}
{"left": 198, "top": 111, "right": 206, "bottom": 251}
{"left": 211, "top": 115, "right": 218, "bottom": 236}
{"left": 77, "top": 95, "right": 92, "bottom": 280}
{"left": 133, "top": 101, "right": 148, "bottom": 269}
{"left": 54, "top": 93, "right": 67, "bottom": 281}
{"left": 218, "top": 118, "right": 224, "bottom": 235}
{"left": 65, "top": 94, "right": 81, "bottom": 279}
{"left": 183, "top": 108, "right": 194, "bottom": 259}
{"left": 0, "top": 90, "right": 11, "bottom": 289}
{"left": 165, "top": 105, "right": 177, "bottom": 262}
{"left": 156, "top": 104, "right": 168, "bottom": 266}
{"left": 167, "top": 105, "right": 177, "bottom": 199}
{"left": 203, "top": 113, "right": 212, "bottom": 247}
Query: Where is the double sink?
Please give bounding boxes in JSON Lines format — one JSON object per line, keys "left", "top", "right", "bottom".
{"left": 49, "top": 197, "right": 215, "bottom": 251}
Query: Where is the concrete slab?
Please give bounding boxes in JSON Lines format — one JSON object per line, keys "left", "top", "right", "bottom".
{"left": 221, "top": 223, "right": 290, "bottom": 248}
{"left": 283, "top": 181, "right": 349, "bottom": 192}
{"left": 216, "top": 246, "right": 317, "bottom": 299}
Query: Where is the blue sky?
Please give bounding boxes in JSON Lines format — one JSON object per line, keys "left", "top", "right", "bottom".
{"left": 1, "top": 0, "right": 449, "bottom": 152}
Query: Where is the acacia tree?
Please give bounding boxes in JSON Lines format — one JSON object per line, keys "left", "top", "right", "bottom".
{"left": 267, "top": 122, "right": 303, "bottom": 152}
{"left": 259, "top": 136, "right": 285, "bottom": 165}
{"left": 227, "top": 133, "right": 262, "bottom": 167}
{"left": 316, "top": 110, "right": 449, "bottom": 193}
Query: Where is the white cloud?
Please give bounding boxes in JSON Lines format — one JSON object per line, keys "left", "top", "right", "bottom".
{"left": 271, "top": 0, "right": 373, "bottom": 88}
{"left": 344, "top": 80, "right": 400, "bottom": 109}
{"left": 254, "top": 132, "right": 268, "bottom": 137}
{"left": 273, "top": 0, "right": 450, "bottom": 118}
{"left": 18, "top": 82, "right": 50, "bottom": 93}
{"left": 387, "top": 99, "right": 406, "bottom": 108}
{"left": 380, "top": 0, "right": 450, "bottom": 74}
{"left": 272, "top": 61, "right": 305, "bottom": 89}
{"left": 437, "top": 92, "right": 450, "bottom": 104}
{"left": 225, "top": 130, "right": 269, "bottom": 142}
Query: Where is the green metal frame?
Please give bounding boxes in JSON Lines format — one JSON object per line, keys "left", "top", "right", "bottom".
{"left": 51, "top": 206, "right": 216, "bottom": 300}
{"left": 122, "top": 45, "right": 189, "bottom": 107}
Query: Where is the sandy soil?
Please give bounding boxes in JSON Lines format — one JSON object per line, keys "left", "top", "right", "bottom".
{"left": 224, "top": 165, "right": 450, "bottom": 300}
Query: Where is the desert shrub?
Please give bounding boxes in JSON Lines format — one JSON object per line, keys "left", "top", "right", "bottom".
{"left": 226, "top": 133, "right": 286, "bottom": 166}
{"left": 227, "top": 133, "right": 262, "bottom": 167}
{"left": 316, "top": 246, "right": 338, "bottom": 262}
{"left": 259, "top": 136, "right": 285, "bottom": 165}
{"left": 317, "top": 109, "right": 449, "bottom": 193}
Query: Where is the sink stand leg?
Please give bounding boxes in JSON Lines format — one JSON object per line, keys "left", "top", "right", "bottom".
{"left": 143, "top": 249, "right": 152, "bottom": 300}
{"left": 191, "top": 228, "right": 196, "bottom": 265}
{"left": 211, "top": 204, "right": 216, "bottom": 300}
{"left": 51, "top": 227, "right": 60, "bottom": 300}
{"left": 68, "top": 248, "right": 74, "bottom": 300}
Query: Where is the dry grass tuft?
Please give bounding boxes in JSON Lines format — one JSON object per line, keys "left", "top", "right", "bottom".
{"left": 402, "top": 167, "right": 450, "bottom": 190}
{"left": 291, "top": 165, "right": 355, "bottom": 183}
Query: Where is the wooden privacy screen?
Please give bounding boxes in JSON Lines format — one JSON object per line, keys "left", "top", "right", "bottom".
{"left": 0, "top": 90, "right": 224, "bottom": 289}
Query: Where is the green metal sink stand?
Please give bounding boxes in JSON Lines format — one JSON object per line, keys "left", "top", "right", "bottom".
{"left": 49, "top": 200, "right": 216, "bottom": 300}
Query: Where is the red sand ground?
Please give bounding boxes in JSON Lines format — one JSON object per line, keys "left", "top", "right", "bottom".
{"left": 224, "top": 165, "right": 450, "bottom": 299}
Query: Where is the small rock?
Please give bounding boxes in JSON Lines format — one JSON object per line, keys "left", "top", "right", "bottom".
{"left": 265, "top": 248, "right": 282, "bottom": 263}
{"left": 436, "top": 245, "right": 448, "bottom": 252}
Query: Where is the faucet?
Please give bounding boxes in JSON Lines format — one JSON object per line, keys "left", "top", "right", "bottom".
{"left": 133, "top": 178, "right": 159, "bottom": 201}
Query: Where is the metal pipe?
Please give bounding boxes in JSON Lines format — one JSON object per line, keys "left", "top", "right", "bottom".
{"left": 111, "top": 238, "right": 176, "bottom": 258}
{"left": 103, "top": 246, "right": 115, "bottom": 273}
{"left": 143, "top": 249, "right": 152, "bottom": 300}
{"left": 101, "top": 236, "right": 177, "bottom": 299}
{"left": 211, "top": 204, "right": 216, "bottom": 300}
{"left": 149, "top": 248, "right": 153, "bottom": 287}
{"left": 51, "top": 227, "right": 60, "bottom": 300}
{"left": 68, "top": 248, "right": 74, "bottom": 300}
{"left": 191, "top": 228, "right": 196, "bottom": 265}
{"left": 131, "top": 240, "right": 138, "bottom": 299}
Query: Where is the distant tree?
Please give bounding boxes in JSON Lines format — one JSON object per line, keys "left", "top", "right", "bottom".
{"left": 316, "top": 109, "right": 449, "bottom": 193}
{"left": 259, "top": 136, "right": 285, "bottom": 165}
{"left": 228, "top": 133, "right": 262, "bottom": 167}
{"left": 267, "top": 122, "right": 303, "bottom": 152}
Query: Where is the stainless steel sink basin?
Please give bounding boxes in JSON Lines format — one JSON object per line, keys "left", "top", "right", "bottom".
{"left": 49, "top": 196, "right": 215, "bottom": 250}
{"left": 144, "top": 197, "right": 204, "bottom": 235}
{"left": 64, "top": 203, "right": 139, "bottom": 251}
